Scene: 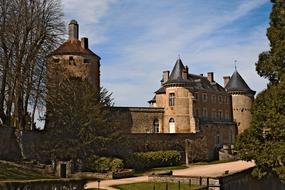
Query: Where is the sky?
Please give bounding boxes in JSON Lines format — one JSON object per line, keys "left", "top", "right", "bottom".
{"left": 61, "top": 0, "right": 272, "bottom": 107}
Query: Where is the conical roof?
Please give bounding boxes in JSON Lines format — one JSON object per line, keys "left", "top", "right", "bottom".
{"left": 225, "top": 70, "right": 255, "bottom": 95}
{"left": 169, "top": 58, "right": 185, "bottom": 80}
{"left": 165, "top": 58, "right": 190, "bottom": 85}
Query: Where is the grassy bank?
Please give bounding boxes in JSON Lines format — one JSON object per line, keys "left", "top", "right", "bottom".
{"left": 0, "top": 161, "right": 54, "bottom": 180}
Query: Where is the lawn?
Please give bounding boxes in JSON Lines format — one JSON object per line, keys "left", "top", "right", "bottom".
{"left": 113, "top": 182, "right": 205, "bottom": 190}
{"left": 0, "top": 161, "right": 55, "bottom": 181}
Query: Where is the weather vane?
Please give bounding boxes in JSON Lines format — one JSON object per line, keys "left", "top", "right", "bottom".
{"left": 234, "top": 60, "right": 237, "bottom": 70}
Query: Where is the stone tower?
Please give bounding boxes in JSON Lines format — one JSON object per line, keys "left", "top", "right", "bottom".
{"left": 224, "top": 70, "right": 255, "bottom": 134}
{"left": 48, "top": 20, "right": 101, "bottom": 91}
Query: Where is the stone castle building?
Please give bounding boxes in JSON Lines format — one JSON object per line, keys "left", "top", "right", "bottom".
{"left": 47, "top": 20, "right": 255, "bottom": 136}
{"left": 44, "top": 20, "right": 256, "bottom": 160}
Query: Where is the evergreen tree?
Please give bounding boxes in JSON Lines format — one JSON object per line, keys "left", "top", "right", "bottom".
{"left": 42, "top": 77, "right": 120, "bottom": 160}
{"left": 236, "top": 0, "right": 285, "bottom": 181}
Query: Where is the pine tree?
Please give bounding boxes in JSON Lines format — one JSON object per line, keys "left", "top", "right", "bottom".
{"left": 236, "top": 0, "right": 285, "bottom": 181}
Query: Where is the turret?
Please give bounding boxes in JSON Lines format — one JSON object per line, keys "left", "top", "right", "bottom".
{"left": 225, "top": 70, "right": 255, "bottom": 134}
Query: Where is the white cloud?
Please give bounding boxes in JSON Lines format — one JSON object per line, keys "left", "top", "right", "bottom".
{"left": 61, "top": 0, "right": 270, "bottom": 106}
{"left": 62, "top": 0, "right": 117, "bottom": 44}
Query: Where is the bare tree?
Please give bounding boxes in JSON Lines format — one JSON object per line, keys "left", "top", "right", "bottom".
{"left": 0, "top": 0, "right": 65, "bottom": 129}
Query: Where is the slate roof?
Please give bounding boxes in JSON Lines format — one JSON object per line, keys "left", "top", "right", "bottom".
{"left": 225, "top": 70, "right": 255, "bottom": 95}
{"left": 155, "top": 58, "right": 226, "bottom": 94}
{"left": 49, "top": 39, "right": 100, "bottom": 59}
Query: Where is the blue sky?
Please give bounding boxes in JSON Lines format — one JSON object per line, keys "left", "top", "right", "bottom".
{"left": 61, "top": 0, "right": 272, "bottom": 106}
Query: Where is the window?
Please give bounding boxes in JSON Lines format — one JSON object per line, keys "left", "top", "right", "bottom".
{"left": 53, "top": 58, "right": 60, "bottom": 63}
{"left": 225, "top": 111, "right": 229, "bottom": 121}
{"left": 69, "top": 56, "right": 75, "bottom": 65}
{"left": 211, "top": 95, "right": 216, "bottom": 103}
{"left": 202, "top": 93, "right": 208, "bottom": 102}
{"left": 83, "top": 59, "right": 90, "bottom": 63}
{"left": 218, "top": 110, "right": 223, "bottom": 120}
{"left": 216, "top": 132, "right": 220, "bottom": 144}
{"left": 212, "top": 109, "right": 216, "bottom": 120}
{"left": 218, "top": 95, "right": 222, "bottom": 104}
{"left": 169, "top": 93, "right": 175, "bottom": 106}
{"left": 203, "top": 108, "right": 208, "bottom": 118}
{"left": 169, "top": 118, "right": 175, "bottom": 133}
{"left": 223, "top": 96, "right": 227, "bottom": 104}
{"left": 153, "top": 119, "right": 159, "bottom": 133}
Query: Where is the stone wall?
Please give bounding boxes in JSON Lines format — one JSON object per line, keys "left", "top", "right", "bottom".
{"left": 149, "top": 168, "right": 285, "bottom": 190}
{"left": 219, "top": 168, "right": 285, "bottom": 190}
{"left": 111, "top": 107, "right": 164, "bottom": 133}
{"left": 0, "top": 126, "right": 21, "bottom": 161}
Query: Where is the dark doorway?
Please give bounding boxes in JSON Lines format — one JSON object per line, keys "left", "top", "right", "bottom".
{"left": 60, "top": 163, "right": 67, "bottom": 178}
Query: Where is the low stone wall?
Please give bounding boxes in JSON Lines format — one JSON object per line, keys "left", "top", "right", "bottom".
{"left": 149, "top": 168, "right": 285, "bottom": 190}
{"left": 0, "top": 178, "right": 86, "bottom": 190}
{"left": 149, "top": 174, "right": 218, "bottom": 188}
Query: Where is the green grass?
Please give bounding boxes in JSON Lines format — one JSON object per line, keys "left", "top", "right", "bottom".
{"left": 134, "top": 165, "right": 188, "bottom": 176}
{"left": 0, "top": 161, "right": 55, "bottom": 181}
{"left": 113, "top": 182, "right": 204, "bottom": 190}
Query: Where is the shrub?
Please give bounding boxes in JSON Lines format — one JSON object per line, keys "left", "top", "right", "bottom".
{"left": 84, "top": 155, "right": 124, "bottom": 173}
{"left": 126, "top": 150, "right": 181, "bottom": 171}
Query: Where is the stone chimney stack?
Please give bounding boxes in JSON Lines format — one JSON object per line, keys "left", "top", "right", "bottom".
{"left": 182, "top": 66, "right": 189, "bottom": 79}
{"left": 69, "top": 20, "right": 79, "bottom": 40}
{"left": 207, "top": 72, "right": 214, "bottom": 82}
{"left": 223, "top": 76, "right": 230, "bottom": 87}
{"left": 81, "top": 37, "right": 88, "bottom": 49}
{"left": 163, "top": 71, "right": 170, "bottom": 83}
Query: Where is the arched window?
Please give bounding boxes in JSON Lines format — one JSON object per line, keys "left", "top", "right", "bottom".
{"left": 153, "top": 119, "right": 159, "bottom": 133}
{"left": 169, "top": 118, "right": 175, "bottom": 133}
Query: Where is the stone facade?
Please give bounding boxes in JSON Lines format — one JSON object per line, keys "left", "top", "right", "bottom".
{"left": 47, "top": 20, "right": 100, "bottom": 91}
{"left": 224, "top": 71, "right": 255, "bottom": 134}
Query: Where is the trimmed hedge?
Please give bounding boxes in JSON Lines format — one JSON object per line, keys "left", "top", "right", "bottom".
{"left": 126, "top": 150, "right": 181, "bottom": 171}
{"left": 84, "top": 155, "right": 124, "bottom": 173}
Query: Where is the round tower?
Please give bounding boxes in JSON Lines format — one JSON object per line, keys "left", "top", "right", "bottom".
{"left": 48, "top": 20, "right": 101, "bottom": 91}
{"left": 225, "top": 70, "right": 255, "bottom": 134}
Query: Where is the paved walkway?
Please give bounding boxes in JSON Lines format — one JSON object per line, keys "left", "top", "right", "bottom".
{"left": 85, "top": 160, "right": 255, "bottom": 190}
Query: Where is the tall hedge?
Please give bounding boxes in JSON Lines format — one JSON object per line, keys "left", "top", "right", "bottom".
{"left": 126, "top": 150, "right": 181, "bottom": 170}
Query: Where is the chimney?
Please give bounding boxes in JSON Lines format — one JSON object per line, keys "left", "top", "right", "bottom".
{"left": 69, "top": 20, "right": 79, "bottom": 40}
{"left": 81, "top": 37, "right": 88, "bottom": 49}
{"left": 163, "top": 71, "right": 170, "bottom": 83}
{"left": 182, "top": 66, "right": 189, "bottom": 79}
{"left": 207, "top": 72, "right": 214, "bottom": 82}
{"left": 223, "top": 76, "right": 230, "bottom": 87}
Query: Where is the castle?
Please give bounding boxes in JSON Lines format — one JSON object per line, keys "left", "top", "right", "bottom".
{"left": 45, "top": 20, "right": 256, "bottom": 160}
{"left": 48, "top": 20, "right": 255, "bottom": 135}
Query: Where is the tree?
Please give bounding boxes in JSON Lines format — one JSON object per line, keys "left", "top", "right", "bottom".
{"left": 236, "top": 0, "right": 285, "bottom": 181}
{"left": 0, "top": 0, "right": 65, "bottom": 129}
{"left": 42, "top": 74, "right": 120, "bottom": 160}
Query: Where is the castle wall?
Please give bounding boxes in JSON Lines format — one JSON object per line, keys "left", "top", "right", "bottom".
{"left": 0, "top": 126, "right": 21, "bottom": 161}
{"left": 231, "top": 94, "right": 254, "bottom": 134}
{"left": 111, "top": 107, "right": 164, "bottom": 133}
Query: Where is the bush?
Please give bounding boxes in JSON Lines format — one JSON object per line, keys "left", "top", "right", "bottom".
{"left": 126, "top": 150, "right": 181, "bottom": 171}
{"left": 84, "top": 155, "right": 124, "bottom": 173}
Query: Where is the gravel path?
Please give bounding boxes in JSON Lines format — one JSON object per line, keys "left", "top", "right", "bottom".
{"left": 85, "top": 160, "right": 255, "bottom": 190}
